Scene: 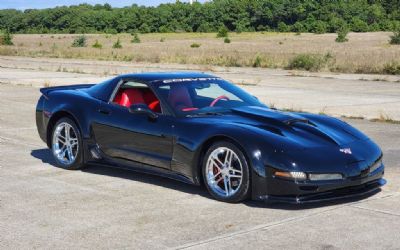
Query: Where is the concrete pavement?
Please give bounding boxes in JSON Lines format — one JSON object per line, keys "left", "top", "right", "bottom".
{"left": 0, "top": 77, "right": 400, "bottom": 249}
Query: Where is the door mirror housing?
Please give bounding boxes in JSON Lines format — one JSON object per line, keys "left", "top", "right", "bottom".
{"left": 129, "top": 104, "right": 158, "bottom": 119}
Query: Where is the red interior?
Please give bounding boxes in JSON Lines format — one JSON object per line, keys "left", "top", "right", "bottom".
{"left": 114, "top": 88, "right": 161, "bottom": 113}
{"left": 143, "top": 89, "right": 161, "bottom": 113}
{"left": 168, "top": 85, "right": 194, "bottom": 111}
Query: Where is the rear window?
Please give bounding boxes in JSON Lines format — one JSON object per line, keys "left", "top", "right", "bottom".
{"left": 86, "top": 78, "right": 117, "bottom": 102}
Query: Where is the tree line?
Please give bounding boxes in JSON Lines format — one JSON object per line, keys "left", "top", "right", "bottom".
{"left": 0, "top": 0, "right": 399, "bottom": 34}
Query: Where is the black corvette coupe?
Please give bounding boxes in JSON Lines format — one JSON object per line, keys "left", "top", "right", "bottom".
{"left": 36, "top": 72, "right": 385, "bottom": 203}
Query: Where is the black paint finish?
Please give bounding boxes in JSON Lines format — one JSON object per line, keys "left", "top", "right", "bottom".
{"left": 35, "top": 72, "right": 385, "bottom": 203}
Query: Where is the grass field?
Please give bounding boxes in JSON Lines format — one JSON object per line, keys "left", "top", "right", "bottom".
{"left": 1, "top": 32, "right": 399, "bottom": 74}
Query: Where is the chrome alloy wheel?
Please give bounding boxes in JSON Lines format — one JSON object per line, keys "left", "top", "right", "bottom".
{"left": 206, "top": 147, "right": 243, "bottom": 197}
{"left": 52, "top": 122, "right": 79, "bottom": 165}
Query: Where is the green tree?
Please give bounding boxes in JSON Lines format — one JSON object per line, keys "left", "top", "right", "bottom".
{"left": 312, "top": 21, "right": 327, "bottom": 34}
{"left": 0, "top": 29, "right": 13, "bottom": 45}
{"left": 336, "top": 27, "right": 349, "bottom": 43}
{"left": 351, "top": 17, "right": 369, "bottom": 32}
{"left": 92, "top": 39, "right": 102, "bottom": 48}
{"left": 277, "top": 22, "right": 289, "bottom": 32}
{"left": 216, "top": 25, "right": 228, "bottom": 38}
{"left": 0, "top": 1, "right": 399, "bottom": 34}
{"left": 71, "top": 35, "right": 87, "bottom": 47}
{"left": 390, "top": 30, "right": 400, "bottom": 45}
{"left": 131, "top": 33, "right": 141, "bottom": 43}
{"left": 112, "top": 38, "right": 122, "bottom": 48}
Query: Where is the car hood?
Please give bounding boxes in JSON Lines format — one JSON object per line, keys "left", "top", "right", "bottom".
{"left": 229, "top": 106, "right": 380, "bottom": 172}
{"left": 221, "top": 106, "right": 369, "bottom": 149}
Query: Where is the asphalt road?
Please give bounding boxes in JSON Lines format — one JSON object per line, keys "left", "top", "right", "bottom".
{"left": 0, "top": 82, "right": 399, "bottom": 249}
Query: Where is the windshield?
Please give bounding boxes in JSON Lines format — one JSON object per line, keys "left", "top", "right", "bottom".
{"left": 153, "top": 79, "right": 266, "bottom": 116}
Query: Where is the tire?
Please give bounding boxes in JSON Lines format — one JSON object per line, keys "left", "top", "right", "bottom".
{"left": 51, "top": 117, "right": 84, "bottom": 170}
{"left": 202, "top": 141, "right": 250, "bottom": 203}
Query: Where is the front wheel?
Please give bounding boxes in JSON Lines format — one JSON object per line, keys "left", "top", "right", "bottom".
{"left": 203, "top": 141, "right": 250, "bottom": 203}
{"left": 51, "top": 117, "right": 84, "bottom": 170}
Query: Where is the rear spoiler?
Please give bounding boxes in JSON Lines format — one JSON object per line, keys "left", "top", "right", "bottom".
{"left": 40, "top": 84, "right": 95, "bottom": 98}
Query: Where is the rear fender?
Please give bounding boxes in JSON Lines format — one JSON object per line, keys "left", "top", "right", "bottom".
{"left": 40, "top": 84, "right": 94, "bottom": 99}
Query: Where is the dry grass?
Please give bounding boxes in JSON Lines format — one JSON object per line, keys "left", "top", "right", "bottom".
{"left": 0, "top": 32, "right": 399, "bottom": 74}
{"left": 341, "top": 114, "right": 400, "bottom": 124}
{"left": 370, "top": 112, "right": 400, "bottom": 124}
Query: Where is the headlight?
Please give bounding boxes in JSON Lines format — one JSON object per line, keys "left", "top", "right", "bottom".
{"left": 370, "top": 159, "right": 383, "bottom": 173}
{"left": 274, "top": 171, "right": 307, "bottom": 181}
{"left": 274, "top": 171, "right": 343, "bottom": 181}
{"left": 308, "top": 173, "right": 343, "bottom": 181}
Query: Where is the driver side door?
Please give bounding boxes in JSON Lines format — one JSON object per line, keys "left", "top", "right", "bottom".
{"left": 92, "top": 81, "right": 174, "bottom": 170}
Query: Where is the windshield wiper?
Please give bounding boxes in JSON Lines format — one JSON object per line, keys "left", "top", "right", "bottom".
{"left": 186, "top": 112, "right": 223, "bottom": 117}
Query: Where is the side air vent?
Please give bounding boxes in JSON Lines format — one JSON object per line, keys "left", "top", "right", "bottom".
{"left": 90, "top": 146, "right": 102, "bottom": 160}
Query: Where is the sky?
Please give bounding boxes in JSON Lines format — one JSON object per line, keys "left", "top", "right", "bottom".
{"left": 0, "top": 0, "right": 205, "bottom": 10}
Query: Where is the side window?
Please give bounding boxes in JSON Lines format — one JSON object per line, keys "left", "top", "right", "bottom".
{"left": 113, "top": 81, "right": 162, "bottom": 113}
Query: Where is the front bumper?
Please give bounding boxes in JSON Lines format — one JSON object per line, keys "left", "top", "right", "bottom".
{"left": 255, "top": 163, "right": 386, "bottom": 204}
{"left": 261, "top": 178, "right": 386, "bottom": 204}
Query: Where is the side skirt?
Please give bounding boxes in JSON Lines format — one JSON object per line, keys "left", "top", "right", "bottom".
{"left": 87, "top": 157, "right": 197, "bottom": 185}
{"left": 83, "top": 139, "right": 198, "bottom": 186}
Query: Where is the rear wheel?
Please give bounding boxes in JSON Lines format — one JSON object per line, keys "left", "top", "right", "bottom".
{"left": 203, "top": 141, "right": 250, "bottom": 203}
{"left": 51, "top": 117, "right": 84, "bottom": 170}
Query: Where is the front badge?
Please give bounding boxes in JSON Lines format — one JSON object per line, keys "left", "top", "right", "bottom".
{"left": 340, "top": 148, "right": 352, "bottom": 155}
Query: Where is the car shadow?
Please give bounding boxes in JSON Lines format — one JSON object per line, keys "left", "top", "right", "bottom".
{"left": 31, "top": 148, "right": 382, "bottom": 210}
{"left": 31, "top": 148, "right": 211, "bottom": 199}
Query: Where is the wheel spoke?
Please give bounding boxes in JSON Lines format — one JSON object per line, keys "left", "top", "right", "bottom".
{"left": 65, "top": 124, "right": 70, "bottom": 141}
{"left": 229, "top": 174, "right": 242, "bottom": 178}
{"left": 210, "top": 159, "right": 222, "bottom": 171}
{"left": 224, "top": 150, "right": 232, "bottom": 165}
{"left": 70, "top": 138, "right": 78, "bottom": 146}
{"left": 227, "top": 177, "right": 232, "bottom": 195}
{"left": 61, "top": 147, "right": 67, "bottom": 158}
{"left": 67, "top": 147, "right": 74, "bottom": 161}
{"left": 57, "top": 135, "right": 66, "bottom": 144}
{"left": 208, "top": 173, "right": 222, "bottom": 183}
{"left": 230, "top": 169, "right": 242, "bottom": 174}
{"left": 212, "top": 156, "right": 224, "bottom": 167}
{"left": 213, "top": 169, "right": 221, "bottom": 177}
{"left": 223, "top": 177, "right": 229, "bottom": 196}
{"left": 215, "top": 176, "right": 223, "bottom": 183}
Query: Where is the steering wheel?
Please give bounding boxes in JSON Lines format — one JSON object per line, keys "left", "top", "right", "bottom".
{"left": 210, "top": 95, "right": 230, "bottom": 107}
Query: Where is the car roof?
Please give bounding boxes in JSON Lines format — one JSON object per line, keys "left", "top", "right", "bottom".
{"left": 118, "top": 72, "right": 218, "bottom": 82}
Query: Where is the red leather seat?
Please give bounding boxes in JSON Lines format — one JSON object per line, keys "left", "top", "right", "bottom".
{"left": 114, "top": 89, "right": 145, "bottom": 107}
{"left": 168, "top": 85, "right": 195, "bottom": 111}
{"left": 143, "top": 90, "right": 161, "bottom": 113}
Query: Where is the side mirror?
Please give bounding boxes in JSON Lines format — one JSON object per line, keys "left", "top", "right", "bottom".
{"left": 129, "top": 104, "right": 158, "bottom": 119}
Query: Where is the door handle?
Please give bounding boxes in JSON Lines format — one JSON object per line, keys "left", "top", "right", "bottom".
{"left": 98, "top": 108, "right": 111, "bottom": 115}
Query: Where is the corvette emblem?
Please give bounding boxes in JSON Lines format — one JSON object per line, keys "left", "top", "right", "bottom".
{"left": 339, "top": 148, "right": 352, "bottom": 154}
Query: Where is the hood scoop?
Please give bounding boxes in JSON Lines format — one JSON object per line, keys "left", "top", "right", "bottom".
{"left": 231, "top": 106, "right": 360, "bottom": 147}
{"left": 231, "top": 106, "right": 309, "bottom": 126}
